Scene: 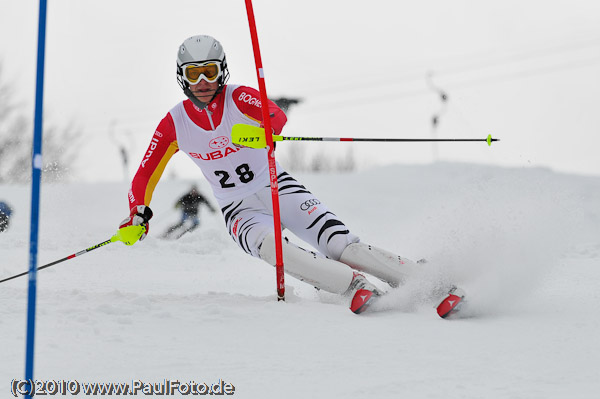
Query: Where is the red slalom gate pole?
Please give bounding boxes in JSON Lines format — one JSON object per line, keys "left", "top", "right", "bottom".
{"left": 244, "top": 0, "right": 285, "bottom": 301}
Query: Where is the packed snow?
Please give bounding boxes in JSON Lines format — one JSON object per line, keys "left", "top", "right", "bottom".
{"left": 1, "top": 163, "right": 599, "bottom": 398}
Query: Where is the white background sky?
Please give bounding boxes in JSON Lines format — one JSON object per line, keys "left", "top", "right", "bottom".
{"left": 1, "top": 0, "right": 599, "bottom": 181}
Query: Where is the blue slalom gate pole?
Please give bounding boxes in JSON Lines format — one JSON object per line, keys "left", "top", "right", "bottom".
{"left": 25, "top": 0, "right": 48, "bottom": 397}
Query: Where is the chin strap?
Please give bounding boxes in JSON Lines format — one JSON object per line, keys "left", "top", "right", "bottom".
{"left": 183, "top": 87, "right": 208, "bottom": 109}
{"left": 183, "top": 84, "right": 226, "bottom": 110}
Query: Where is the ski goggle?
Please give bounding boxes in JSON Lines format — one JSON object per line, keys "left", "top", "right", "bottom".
{"left": 181, "top": 62, "right": 222, "bottom": 85}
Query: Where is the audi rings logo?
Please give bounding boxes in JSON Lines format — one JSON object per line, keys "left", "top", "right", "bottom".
{"left": 300, "top": 199, "right": 321, "bottom": 211}
{"left": 209, "top": 136, "right": 229, "bottom": 149}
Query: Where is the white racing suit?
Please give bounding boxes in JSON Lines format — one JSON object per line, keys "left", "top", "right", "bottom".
{"left": 218, "top": 171, "right": 418, "bottom": 294}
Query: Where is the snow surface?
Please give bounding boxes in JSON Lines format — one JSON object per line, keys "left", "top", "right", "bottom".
{"left": 1, "top": 163, "right": 599, "bottom": 398}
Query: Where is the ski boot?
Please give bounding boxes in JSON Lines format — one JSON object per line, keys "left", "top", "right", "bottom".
{"left": 347, "top": 272, "right": 382, "bottom": 314}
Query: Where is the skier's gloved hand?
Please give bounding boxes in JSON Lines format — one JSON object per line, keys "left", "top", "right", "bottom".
{"left": 117, "top": 205, "right": 153, "bottom": 245}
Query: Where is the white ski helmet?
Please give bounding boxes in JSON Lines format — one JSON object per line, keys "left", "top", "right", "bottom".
{"left": 176, "top": 35, "right": 230, "bottom": 107}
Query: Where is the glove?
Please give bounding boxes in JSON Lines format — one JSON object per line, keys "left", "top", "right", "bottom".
{"left": 117, "top": 205, "right": 153, "bottom": 245}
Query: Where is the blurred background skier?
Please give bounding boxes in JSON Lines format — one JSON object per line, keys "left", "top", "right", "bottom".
{"left": 162, "top": 184, "right": 216, "bottom": 239}
{"left": 0, "top": 201, "right": 12, "bottom": 233}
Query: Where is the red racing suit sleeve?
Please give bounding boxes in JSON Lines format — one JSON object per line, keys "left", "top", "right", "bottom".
{"left": 127, "top": 114, "right": 179, "bottom": 211}
{"left": 231, "top": 86, "right": 287, "bottom": 134}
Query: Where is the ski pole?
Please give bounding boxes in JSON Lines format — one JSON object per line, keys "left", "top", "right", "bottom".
{"left": 232, "top": 124, "right": 499, "bottom": 149}
{"left": 0, "top": 225, "right": 145, "bottom": 284}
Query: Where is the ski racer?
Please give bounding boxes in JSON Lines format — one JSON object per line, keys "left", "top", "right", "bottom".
{"left": 117, "top": 34, "right": 464, "bottom": 316}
